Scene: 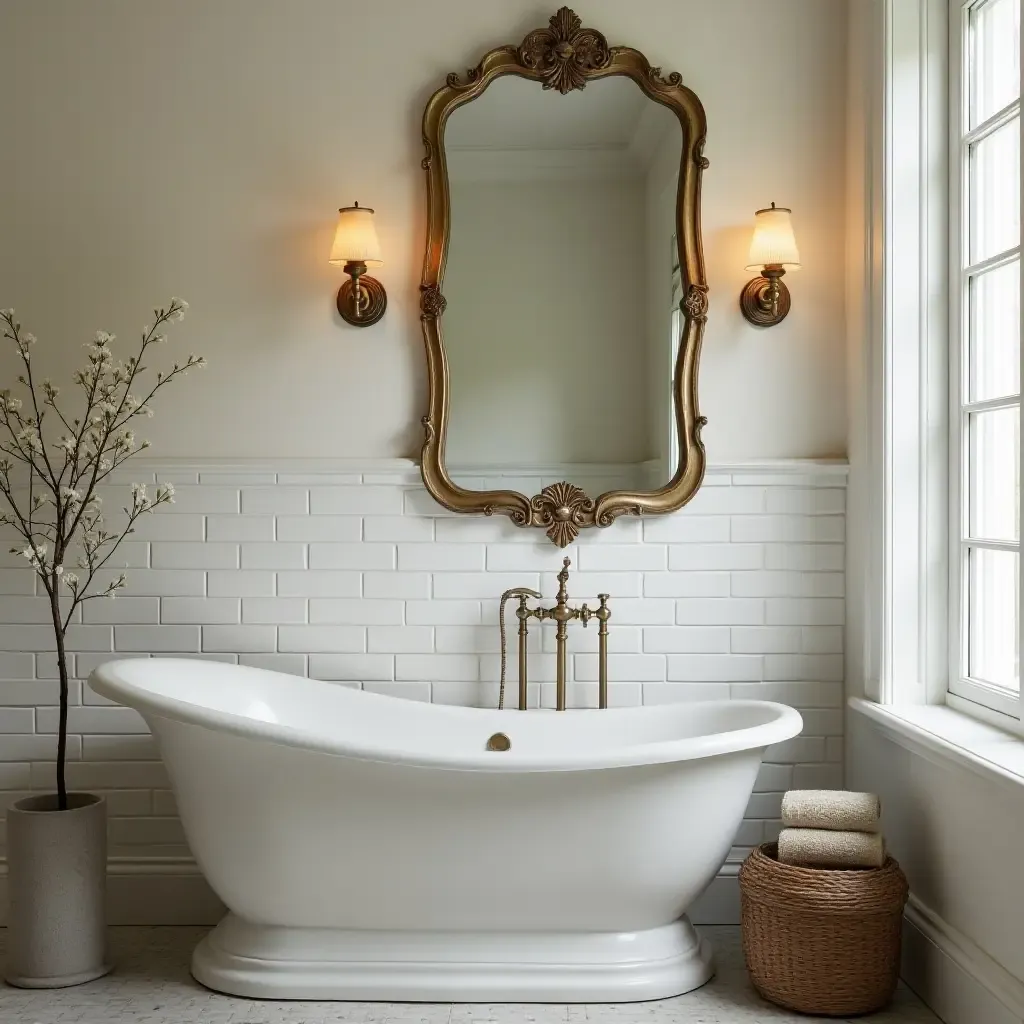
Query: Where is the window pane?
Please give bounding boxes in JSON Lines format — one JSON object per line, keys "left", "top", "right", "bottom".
{"left": 968, "top": 547, "right": 1020, "bottom": 690}
{"left": 971, "top": 259, "right": 1021, "bottom": 401}
{"left": 971, "top": 117, "right": 1021, "bottom": 264}
{"left": 971, "top": 0, "right": 1021, "bottom": 128}
{"left": 970, "top": 407, "right": 1020, "bottom": 540}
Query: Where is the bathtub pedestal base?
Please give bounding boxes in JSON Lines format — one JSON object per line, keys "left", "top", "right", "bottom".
{"left": 192, "top": 913, "right": 715, "bottom": 1002}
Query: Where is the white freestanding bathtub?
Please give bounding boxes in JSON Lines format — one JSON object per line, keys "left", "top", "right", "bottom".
{"left": 89, "top": 658, "right": 802, "bottom": 1003}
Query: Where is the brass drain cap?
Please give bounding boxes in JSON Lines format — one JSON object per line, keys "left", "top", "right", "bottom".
{"left": 486, "top": 732, "right": 511, "bottom": 751}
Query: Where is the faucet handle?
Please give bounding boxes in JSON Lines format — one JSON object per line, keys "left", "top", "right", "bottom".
{"left": 555, "top": 556, "right": 571, "bottom": 605}
{"left": 579, "top": 594, "right": 609, "bottom": 628}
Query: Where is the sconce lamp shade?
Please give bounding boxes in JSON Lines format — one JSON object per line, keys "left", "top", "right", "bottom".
{"left": 329, "top": 204, "right": 383, "bottom": 267}
{"left": 744, "top": 204, "right": 801, "bottom": 271}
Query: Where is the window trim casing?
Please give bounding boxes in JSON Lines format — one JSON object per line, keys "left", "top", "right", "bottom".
{"left": 871, "top": 0, "right": 950, "bottom": 708}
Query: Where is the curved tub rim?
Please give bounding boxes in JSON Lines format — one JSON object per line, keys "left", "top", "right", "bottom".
{"left": 88, "top": 657, "right": 803, "bottom": 774}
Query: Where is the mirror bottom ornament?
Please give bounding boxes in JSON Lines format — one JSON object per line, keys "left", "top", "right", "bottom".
{"left": 530, "top": 482, "right": 598, "bottom": 547}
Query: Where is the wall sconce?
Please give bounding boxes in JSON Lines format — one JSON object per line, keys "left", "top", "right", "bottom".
{"left": 329, "top": 202, "right": 387, "bottom": 327}
{"left": 739, "top": 202, "right": 801, "bottom": 327}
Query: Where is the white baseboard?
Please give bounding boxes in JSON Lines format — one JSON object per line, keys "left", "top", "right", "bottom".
{"left": 902, "top": 895, "right": 1024, "bottom": 1024}
{"left": 0, "top": 857, "right": 224, "bottom": 926}
{"left": 0, "top": 859, "right": 742, "bottom": 929}
{"left": 18, "top": 861, "right": 1007, "bottom": 1024}
{"left": 12, "top": 858, "right": 1024, "bottom": 1024}
{"left": 690, "top": 864, "right": 741, "bottom": 926}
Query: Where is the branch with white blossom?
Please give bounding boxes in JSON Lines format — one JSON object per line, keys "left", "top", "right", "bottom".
{"left": 60, "top": 482, "right": 175, "bottom": 630}
{"left": 0, "top": 299, "right": 202, "bottom": 620}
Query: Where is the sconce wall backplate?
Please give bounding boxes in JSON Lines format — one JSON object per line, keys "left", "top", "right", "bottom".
{"left": 337, "top": 272, "right": 387, "bottom": 327}
{"left": 740, "top": 269, "right": 791, "bottom": 327}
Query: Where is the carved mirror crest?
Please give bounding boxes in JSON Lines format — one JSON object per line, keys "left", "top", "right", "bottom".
{"left": 418, "top": 7, "right": 709, "bottom": 546}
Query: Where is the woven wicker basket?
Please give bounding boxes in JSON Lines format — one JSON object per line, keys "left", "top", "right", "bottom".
{"left": 739, "top": 842, "right": 909, "bottom": 1017}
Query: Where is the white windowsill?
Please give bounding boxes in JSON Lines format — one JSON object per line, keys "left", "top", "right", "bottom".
{"left": 848, "top": 697, "right": 1024, "bottom": 796}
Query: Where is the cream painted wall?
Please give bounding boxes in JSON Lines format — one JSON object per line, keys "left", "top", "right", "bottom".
{"left": 0, "top": 0, "right": 848, "bottom": 461}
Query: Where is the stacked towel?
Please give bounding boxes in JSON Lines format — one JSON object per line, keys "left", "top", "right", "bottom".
{"left": 777, "top": 790, "right": 884, "bottom": 869}
{"left": 782, "top": 790, "right": 880, "bottom": 833}
{"left": 778, "top": 828, "right": 884, "bottom": 869}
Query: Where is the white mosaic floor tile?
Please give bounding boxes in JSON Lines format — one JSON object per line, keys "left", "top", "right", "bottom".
{"left": 0, "top": 926, "right": 939, "bottom": 1024}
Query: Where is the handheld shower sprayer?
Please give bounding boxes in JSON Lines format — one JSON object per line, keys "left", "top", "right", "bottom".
{"left": 498, "top": 587, "right": 542, "bottom": 710}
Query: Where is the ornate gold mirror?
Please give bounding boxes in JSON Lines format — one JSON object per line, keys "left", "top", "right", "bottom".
{"left": 418, "top": 8, "right": 709, "bottom": 546}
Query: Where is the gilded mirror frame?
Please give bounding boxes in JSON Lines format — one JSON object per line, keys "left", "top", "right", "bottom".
{"left": 418, "top": 7, "right": 709, "bottom": 547}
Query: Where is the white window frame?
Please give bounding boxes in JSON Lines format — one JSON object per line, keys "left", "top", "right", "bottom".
{"left": 946, "top": 0, "right": 1022, "bottom": 725}
{"left": 850, "top": 0, "right": 1024, "bottom": 758}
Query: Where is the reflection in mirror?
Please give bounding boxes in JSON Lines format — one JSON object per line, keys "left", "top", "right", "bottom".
{"left": 442, "top": 74, "right": 682, "bottom": 495}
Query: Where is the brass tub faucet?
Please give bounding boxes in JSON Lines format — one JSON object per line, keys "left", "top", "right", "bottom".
{"left": 498, "top": 558, "right": 611, "bottom": 710}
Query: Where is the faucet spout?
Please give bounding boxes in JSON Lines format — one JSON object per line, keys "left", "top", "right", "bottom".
{"left": 538, "top": 557, "right": 580, "bottom": 711}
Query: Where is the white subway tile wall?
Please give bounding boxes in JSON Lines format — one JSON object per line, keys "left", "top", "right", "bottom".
{"left": 0, "top": 460, "right": 846, "bottom": 870}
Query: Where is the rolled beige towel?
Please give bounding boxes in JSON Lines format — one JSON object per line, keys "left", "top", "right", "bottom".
{"left": 781, "top": 789, "right": 881, "bottom": 833}
{"left": 777, "top": 827, "right": 885, "bottom": 869}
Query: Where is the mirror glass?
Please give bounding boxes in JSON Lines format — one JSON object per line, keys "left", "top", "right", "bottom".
{"left": 442, "top": 74, "right": 682, "bottom": 495}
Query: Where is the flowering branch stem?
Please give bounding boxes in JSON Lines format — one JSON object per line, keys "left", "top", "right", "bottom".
{"left": 51, "top": 592, "right": 69, "bottom": 810}
{"left": 15, "top": 322, "right": 61, "bottom": 498}
{"left": 0, "top": 298, "right": 202, "bottom": 810}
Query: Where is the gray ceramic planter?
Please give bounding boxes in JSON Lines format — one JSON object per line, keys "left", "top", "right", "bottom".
{"left": 5, "top": 792, "right": 111, "bottom": 988}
